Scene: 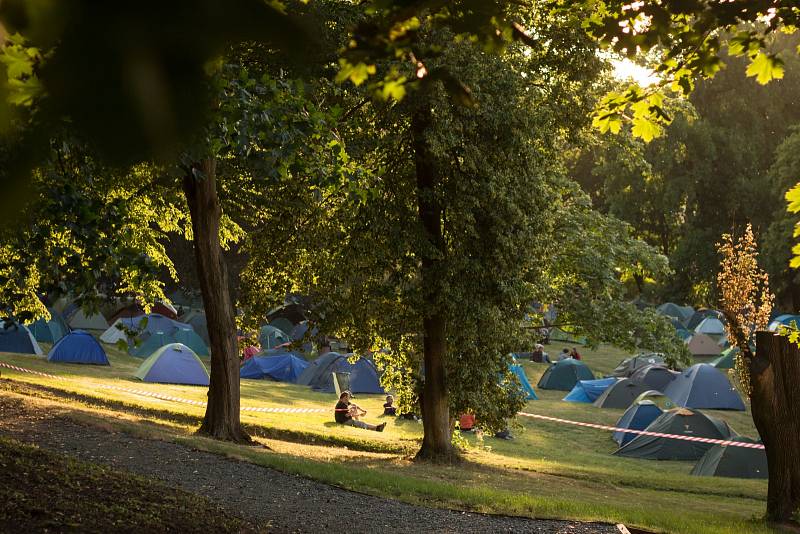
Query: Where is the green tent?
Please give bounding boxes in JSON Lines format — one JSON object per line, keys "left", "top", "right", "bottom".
{"left": 172, "top": 327, "right": 209, "bottom": 357}
{"left": 129, "top": 331, "right": 171, "bottom": 358}
{"left": 691, "top": 437, "right": 767, "bottom": 479}
{"left": 537, "top": 359, "right": 595, "bottom": 391}
{"left": 710, "top": 347, "right": 739, "bottom": 370}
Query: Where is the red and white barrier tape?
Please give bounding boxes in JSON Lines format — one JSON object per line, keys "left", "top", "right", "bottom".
{"left": 0, "top": 361, "right": 64, "bottom": 380}
{"left": 0, "top": 359, "right": 765, "bottom": 449}
{"left": 518, "top": 411, "right": 765, "bottom": 449}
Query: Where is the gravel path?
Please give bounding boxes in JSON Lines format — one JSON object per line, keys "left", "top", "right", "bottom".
{"left": 0, "top": 394, "right": 618, "bottom": 534}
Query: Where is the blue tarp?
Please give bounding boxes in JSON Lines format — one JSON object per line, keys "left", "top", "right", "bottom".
{"left": 48, "top": 330, "right": 109, "bottom": 365}
{"left": 664, "top": 364, "right": 746, "bottom": 411}
{"left": 136, "top": 343, "right": 208, "bottom": 386}
{"left": 509, "top": 364, "right": 538, "bottom": 400}
{"left": 613, "top": 402, "right": 664, "bottom": 446}
{"left": 0, "top": 323, "right": 40, "bottom": 354}
{"left": 240, "top": 352, "right": 309, "bottom": 382}
{"left": 563, "top": 377, "right": 617, "bottom": 403}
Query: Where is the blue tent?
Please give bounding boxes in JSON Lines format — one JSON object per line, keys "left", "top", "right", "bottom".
{"left": 563, "top": 377, "right": 617, "bottom": 403}
{"left": 509, "top": 364, "right": 538, "bottom": 400}
{"left": 296, "top": 352, "right": 384, "bottom": 394}
{"left": 0, "top": 322, "right": 42, "bottom": 355}
{"left": 612, "top": 401, "right": 664, "bottom": 446}
{"left": 768, "top": 314, "right": 800, "bottom": 332}
{"left": 118, "top": 313, "right": 191, "bottom": 335}
{"left": 240, "top": 351, "right": 309, "bottom": 382}
{"left": 134, "top": 343, "right": 208, "bottom": 386}
{"left": 664, "top": 364, "right": 746, "bottom": 411}
{"left": 259, "top": 325, "right": 290, "bottom": 350}
{"left": 48, "top": 330, "right": 109, "bottom": 365}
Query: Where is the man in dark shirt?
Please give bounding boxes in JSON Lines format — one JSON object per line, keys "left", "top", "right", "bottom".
{"left": 383, "top": 394, "right": 397, "bottom": 416}
{"left": 335, "top": 391, "right": 386, "bottom": 431}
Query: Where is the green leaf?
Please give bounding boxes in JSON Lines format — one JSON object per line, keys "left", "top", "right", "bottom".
{"left": 746, "top": 52, "right": 785, "bottom": 85}
{"left": 379, "top": 77, "right": 407, "bottom": 101}
{"left": 786, "top": 183, "right": 800, "bottom": 213}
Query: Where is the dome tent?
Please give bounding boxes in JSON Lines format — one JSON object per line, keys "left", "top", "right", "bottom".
{"left": 563, "top": 377, "right": 617, "bottom": 403}
{"left": 63, "top": 305, "right": 109, "bottom": 332}
{"left": 537, "top": 359, "right": 595, "bottom": 391}
{"left": 240, "top": 351, "right": 309, "bottom": 383}
{"left": 686, "top": 309, "right": 723, "bottom": 331}
{"left": 767, "top": 314, "right": 800, "bottom": 332}
{"left": 259, "top": 325, "right": 290, "bottom": 350}
{"left": 612, "top": 401, "right": 663, "bottom": 446}
{"left": 296, "top": 352, "right": 383, "bottom": 394}
{"left": 690, "top": 437, "right": 767, "bottom": 479}
{"left": 180, "top": 309, "right": 209, "bottom": 345}
{"left": 694, "top": 317, "right": 725, "bottom": 337}
{"left": 593, "top": 378, "right": 652, "bottom": 409}
{"left": 656, "top": 302, "right": 694, "bottom": 323}
{"left": 710, "top": 346, "right": 739, "bottom": 369}
{"left": 172, "top": 327, "right": 209, "bottom": 357}
{"left": 48, "top": 330, "right": 109, "bottom": 365}
{"left": 664, "top": 364, "right": 746, "bottom": 411}
{"left": 629, "top": 364, "right": 679, "bottom": 392}
{"left": 135, "top": 343, "right": 208, "bottom": 385}
{"left": 128, "top": 331, "right": 172, "bottom": 358}
{"left": 615, "top": 408, "right": 736, "bottom": 460}
{"left": 28, "top": 309, "right": 71, "bottom": 344}
{"left": 611, "top": 353, "right": 665, "bottom": 378}
{"left": 686, "top": 333, "right": 721, "bottom": 357}
{"left": 0, "top": 322, "right": 43, "bottom": 355}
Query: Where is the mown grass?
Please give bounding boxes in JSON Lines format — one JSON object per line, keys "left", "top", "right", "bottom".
{"left": 0, "top": 341, "right": 776, "bottom": 534}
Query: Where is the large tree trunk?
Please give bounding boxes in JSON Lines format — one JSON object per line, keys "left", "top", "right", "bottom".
{"left": 183, "top": 158, "right": 251, "bottom": 444}
{"left": 411, "top": 101, "right": 456, "bottom": 462}
{"left": 750, "top": 331, "right": 800, "bottom": 524}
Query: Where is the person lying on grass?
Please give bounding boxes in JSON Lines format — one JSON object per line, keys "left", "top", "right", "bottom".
{"left": 334, "top": 391, "right": 386, "bottom": 432}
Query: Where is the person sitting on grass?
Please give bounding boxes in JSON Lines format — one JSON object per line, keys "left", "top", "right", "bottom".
{"left": 334, "top": 391, "right": 386, "bottom": 432}
{"left": 570, "top": 347, "right": 582, "bottom": 360}
{"left": 557, "top": 348, "right": 571, "bottom": 361}
{"left": 383, "top": 394, "right": 397, "bottom": 416}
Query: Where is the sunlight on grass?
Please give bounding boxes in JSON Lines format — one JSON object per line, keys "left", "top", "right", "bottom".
{"left": 0, "top": 341, "right": 770, "bottom": 534}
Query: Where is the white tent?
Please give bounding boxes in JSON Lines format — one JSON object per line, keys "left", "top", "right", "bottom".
{"left": 99, "top": 319, "right": 129, "bottom": 345}
{"left": 66, "top": 309, "right": 109, "bottom": 332}
{"left": 694, "top": 317, "right": 725, "bottom": 336}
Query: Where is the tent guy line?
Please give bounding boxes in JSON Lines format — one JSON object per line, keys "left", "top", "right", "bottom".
{"left": 0, "top": 359, "right": 765, "bottom": 449}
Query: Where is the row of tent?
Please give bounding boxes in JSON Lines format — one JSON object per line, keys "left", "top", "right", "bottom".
{"left": 612, "top": 403, "right": 766, "bottom": 478}
{"left": 538, "top": 353, "right": 745, "bottom": 411}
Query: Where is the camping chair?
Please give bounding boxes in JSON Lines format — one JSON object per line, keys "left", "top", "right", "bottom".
{"left": 333, "top": 371, "right": 351, "bottom": 397}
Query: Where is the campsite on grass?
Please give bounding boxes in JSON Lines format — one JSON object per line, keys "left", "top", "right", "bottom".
{"left": 1, "top": 3, "right": 800, "bottom": 534}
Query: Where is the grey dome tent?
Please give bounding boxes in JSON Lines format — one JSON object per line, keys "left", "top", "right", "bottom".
{"left": 686, "top": 309, "right": 723, "bottom": 331}
{"left": 690, "top": 437, "right": 767, "bottom": 479}
{"left": 296, "top": 352, "right": 383, "bottom": 394}
{"left": 594, "top": 378, "right": 652, "bottom": 409}
{"left": 611, "top": 353, "right": 665, "bottom": 378}
{"left": 694, "top": 317, "right": 725, "bottom": 337}
{"left": 629, "top": 364, "right": 679, "bottom": 392}
{"left": 664, "top": 363, "right": 746, "bottom": 411}
{"left": 657, "top": 303, "right": 694, "bottom": 324}
{"left": 615, "top": 408, "right": 736, "bottom": 460}
{"left": 710, "top": 347, "right": 739, "bottom": 370}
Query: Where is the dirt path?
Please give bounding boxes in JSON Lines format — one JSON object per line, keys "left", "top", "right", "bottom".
{"left": 0, "top": 393, "right": 618, "bottom": 533}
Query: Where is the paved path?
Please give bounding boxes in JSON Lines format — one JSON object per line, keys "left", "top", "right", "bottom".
{"left": 0, "top": 393, "right": 618, "bottom": 534}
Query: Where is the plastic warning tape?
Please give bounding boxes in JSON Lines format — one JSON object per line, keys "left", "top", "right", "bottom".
{"left": 518, "top": 411, "right": 765, "bottom": 449}
{"left": 0, "top": 359, "right": 766, "bottom": 449}
{"left": 0, "top": 361, "right": 64, "bottom": 380}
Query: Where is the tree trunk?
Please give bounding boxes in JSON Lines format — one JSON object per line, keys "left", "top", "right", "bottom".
{"left": 411, "top": 101, "right": 456, "bottom": 463}
{"left": 182, "top": 158, "right": 251, "bottom": 444}
{"left": 750, "top": 331, "right": 800, "bottom": 524}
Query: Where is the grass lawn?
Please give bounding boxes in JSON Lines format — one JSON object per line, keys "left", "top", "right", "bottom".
{"left": 0, "top": 341, "right": 775, "bottom": 534}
